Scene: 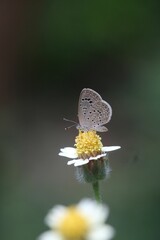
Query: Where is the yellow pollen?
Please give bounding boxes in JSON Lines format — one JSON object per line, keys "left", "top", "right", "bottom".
{"left": 75, "top": 131, "right": 103, "bottom": 158}
{"left": 58, "top": 206, "right": 88, "bottom": 240}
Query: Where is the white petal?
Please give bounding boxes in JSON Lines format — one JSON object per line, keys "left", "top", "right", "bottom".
{"left": 67, "top": 159, "right": 78, "bottom": 165}
{"left": 45, "top": 205, "right": 67, "bottom": 228}
{"left": 87, "top": 225, "right": 115, "bottom": 240}
{"left": 74, "top": 159, "right": 89, "bottom": 166}
{"left": 102, "top": 146, "right": 121, "bottom": 152}
{"left": 37, "top": 231, "right": 64, "bottom": 240}
{"left": 89, "top": 153, "right": 106, "bottom": 160}
{"left": 59, "top": 147, "right": 78, "bottom": 159}
{"left": 67, "top": 159, "right": 89, "bottom": 166}
{"left": 60, "top": 147, "right": 76, "bottom": 154}
{"left": 59, "top": 152, "right": 74, "bottom": 158}
{"left": 77, "top": 199, "right": 109, "bottom": 226}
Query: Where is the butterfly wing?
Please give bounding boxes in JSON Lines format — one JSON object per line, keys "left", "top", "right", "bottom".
{"left": 78, "top": 88, "right": 102, "bottom": 130}
{"left": 78, "top": 88, "right": 112, "bottom": 132}
{"left": 86, "top": 100, "right": 112, "bottom": 132}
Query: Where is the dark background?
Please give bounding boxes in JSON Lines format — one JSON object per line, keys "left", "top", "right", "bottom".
{"left": 1, "top": 1, "right": 160, "bottom": 239}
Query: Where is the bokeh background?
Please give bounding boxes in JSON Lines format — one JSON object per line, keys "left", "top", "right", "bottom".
{"left": 1, "top": 1, "right": 160, "bottom": 240}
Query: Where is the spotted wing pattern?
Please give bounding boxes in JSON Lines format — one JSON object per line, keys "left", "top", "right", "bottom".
{"left": 78, "top": 88, "right": 112, "bottom": 132}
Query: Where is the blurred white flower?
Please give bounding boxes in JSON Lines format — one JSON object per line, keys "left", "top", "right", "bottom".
{"left": 38, "top": 199, "right": 115, "bottom": 240}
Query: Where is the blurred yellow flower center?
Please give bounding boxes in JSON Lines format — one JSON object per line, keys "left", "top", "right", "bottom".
{"left": 58, "top": 206, "right": 88, "bottom": 240}
{"left": 75, "top": 130, "right": 103, "bottom": 158}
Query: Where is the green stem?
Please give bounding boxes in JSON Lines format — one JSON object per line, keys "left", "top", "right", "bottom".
{"left": 92, "top": 181, "right": 101, "bottom": 202}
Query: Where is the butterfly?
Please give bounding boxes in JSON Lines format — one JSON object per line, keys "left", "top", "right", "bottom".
{"left": 76, "top": 88, "right": 112, "bottom": 132}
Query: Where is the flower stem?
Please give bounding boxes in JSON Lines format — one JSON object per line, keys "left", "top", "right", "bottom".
{"left": 92, "top": 181, "right": 101, "bottom": 202}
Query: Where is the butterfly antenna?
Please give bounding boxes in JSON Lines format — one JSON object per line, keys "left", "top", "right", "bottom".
{"left": 63, "top": 118, "right": 77, "bottom": 130}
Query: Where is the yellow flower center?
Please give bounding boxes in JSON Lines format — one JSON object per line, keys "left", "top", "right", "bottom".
{"left": 58, "top": 206, "right": 88, "bottom": 240}
{"left": 75, "top": 130, "right": 103, "bottom": 159}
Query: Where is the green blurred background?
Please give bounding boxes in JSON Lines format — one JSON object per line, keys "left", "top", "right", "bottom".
{"left": 1, "top": 1, "right": 160, "bottom": 239}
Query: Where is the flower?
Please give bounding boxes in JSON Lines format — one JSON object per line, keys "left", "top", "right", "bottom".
{"left": 37, "top": 198, "right": 115, "bottom": 240}
{"left": 59, "top": 130, "right": 121, "bottom": 167}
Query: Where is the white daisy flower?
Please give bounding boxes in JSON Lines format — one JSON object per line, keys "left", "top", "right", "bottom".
{"left": 59, "top": 130, "right": 121, "bottom": 167}
{"left": 37, "top": 198, "right": 115, "bottom": 240}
